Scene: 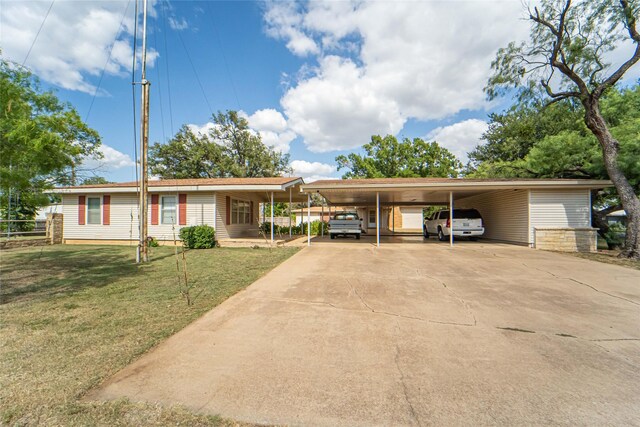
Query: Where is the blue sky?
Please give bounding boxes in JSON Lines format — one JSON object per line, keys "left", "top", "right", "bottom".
{"left": 3, "top": 0, "right": 636, "bottom": 183}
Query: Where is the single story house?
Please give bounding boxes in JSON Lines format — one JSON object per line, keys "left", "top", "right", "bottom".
{"left": 54, "top": 177, "right": 305, "bottom": 244}
{"left": 53, "top": 176, "right": 610, "bottom": 252}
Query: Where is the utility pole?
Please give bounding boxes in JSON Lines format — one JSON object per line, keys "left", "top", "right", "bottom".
{"left": 137, "top": 0, "right": 150, "bottom": 263}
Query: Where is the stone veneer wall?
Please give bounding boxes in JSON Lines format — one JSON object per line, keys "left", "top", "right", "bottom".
{"left": 46, "top": 213, "right": 64, "bottom": 244}
{"left": 534, "top": 227, "right": 597, "bottom": 253}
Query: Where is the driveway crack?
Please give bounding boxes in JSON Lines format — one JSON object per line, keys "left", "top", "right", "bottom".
{"left": 417, "top": 269, "right": 478, "bottom": 326}
{"left": 346, "top": 278, "right": 375, "bottom": 312}
{"left": 260, "top": 297, "right": 475, "bottom": 327}
{"left": 523, "top": 263, "right": 640, "bottom": 307}
{"left": 393, "top": 321, "right": 421, "bottom": 426}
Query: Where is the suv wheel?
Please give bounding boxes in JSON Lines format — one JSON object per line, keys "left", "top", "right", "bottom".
{"left": 423, "top": 227, "right": 429, "bottom": 239}
{"left": 437, "top": 228, "right": 446, "bottom": 241}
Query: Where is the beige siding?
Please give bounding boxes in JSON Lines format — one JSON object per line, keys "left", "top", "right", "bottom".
{"left": 148, "top": 192, "right": 215, "bottom": 240}
{"left": 456, "top": 189, "right": 529, "bottom": 244}
{"left": 62, "top": 192, "right": 216, "bottom": 242}
{"left": 62, "top": 193, "right": 139, "bottom": 240}
{"left": 215, "top": 192, "right": 261, "bottom": 239}
{"left": 529, "top": 189, "right": 591, "bottom": 243}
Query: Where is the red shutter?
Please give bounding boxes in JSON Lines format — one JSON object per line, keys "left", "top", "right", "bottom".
{"left": 78, "top": 196, "right": 86, "bottom": 225}
{"left": 226, "top": 196, "right": 231, "bottom": 225}
{"left": 179, "top": 194, "right": 187, "bottom": 225}
{"left": 151, "top": 194, "right": 159, "bottom": 225}
{"left": 103, "top": 195, "right": 110, "bottom": 225}
{"left": 250, "top": 201, "right": 254, "bottom": 224}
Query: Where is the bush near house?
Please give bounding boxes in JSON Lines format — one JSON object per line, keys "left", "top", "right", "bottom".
{"left": 260, "top": 221, "right": 328, "bottom": 236}
{"left": 302, "top": 220, "right": 329, "bottom": 236}
{"left": 179, "top": 225, "right": 216, "bottom": 249}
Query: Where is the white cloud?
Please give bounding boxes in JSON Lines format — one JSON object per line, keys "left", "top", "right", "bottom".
{"left": 264, "top": 2, "right": 319, "bottom": 56}
{"left": 258, "top": 130, "right": 297, "bottom": 153}
{"left": 282, "top": 56, "right": 404, "bottom": 152}
{"left": 290, "top": 160, "right": 337, "bottom": 178}
{"left": 247, "top": 109, "right": 288, "bottom": 133}
{"left": 187, "top": 115, "right": 296, "bottom": 153}
{"left": 1, "top": 0, "right": 158, "bottom": 93}
{"left": 426, "top": 119, "right": 489, "bottom": 163}
{"left": 241, "top": 109, "right": 297, "bottom": 153}
{"left": 82, "top": 144, "right": 135, "bottom": 170}
{"left": 168, "top": 16, "right": 188, "bottom": 31}
{"left": 187, "top": 122, "right": 217, "bottom": 136}
{"left": 263, "top": 0, "right": 530, "bottom": 153}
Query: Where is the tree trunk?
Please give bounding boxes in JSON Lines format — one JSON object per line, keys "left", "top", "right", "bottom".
{"left": 584, "top": 100, "right": 640, "bottom": 259}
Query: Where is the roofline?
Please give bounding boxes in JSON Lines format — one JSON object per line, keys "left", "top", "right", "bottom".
{"left": 301, "top": 179, "right": 612, "bottom": 192}
{"left": 51, "top": 177, "right": 305, "bottom": 194}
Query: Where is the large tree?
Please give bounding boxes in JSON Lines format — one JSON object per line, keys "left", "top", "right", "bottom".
{"left": 468, "top": 86, "right": 640, "bottom": 237}
{"left": 336, "top": 135, "right": 461, "bottom": 179}
{"left": 0, "top": 59, "right": 101, "bottom": 219}
{"left": 486, "top": 0, "right": 640, "bottom": 258}
{"left": 149, "top": 111, "right": 291, "bottom": 179}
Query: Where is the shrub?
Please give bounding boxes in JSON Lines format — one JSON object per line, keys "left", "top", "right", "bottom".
{"left": 147, "top": 236, "right": 159, "bottom": 247}
{"left": 301, "top": 220, "right": 328, "bottom": 235}
{"left": 179, "top": 225, "right": 216, "bottom": 249}
{"left": 604, "top": 222, "right": 626, "bottom": 249}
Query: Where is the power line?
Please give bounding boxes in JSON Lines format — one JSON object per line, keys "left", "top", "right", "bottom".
{"left": 85, "top": 0, "right": 132, "bottom": 122}
{"left": 175, "top": 22, "right": 213, "bottom": 116}
{"left": 132, "top": 0, "right": 139, "bottom": 188}
{"left": 206, "top": 1, "right": 241, "bottom": 111}
{"left": 160, "top": 0, "right": 175, "bottom": 135}
{"left": 22, "top": 0, "right": 55, "bottom": 66}
{"left": 153, "top": 14, "right": 167, "bottom": 143}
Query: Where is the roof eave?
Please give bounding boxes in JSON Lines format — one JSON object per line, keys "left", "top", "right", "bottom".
{"left": 301, "top": 180, "right": 613, "bottom": 192}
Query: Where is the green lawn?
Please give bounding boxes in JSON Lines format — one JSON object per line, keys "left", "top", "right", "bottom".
{"left": 0, "top": 244, "right": 299, "bottom": 426}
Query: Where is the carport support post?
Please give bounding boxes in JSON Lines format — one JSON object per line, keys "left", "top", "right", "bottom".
{"left": 289, "top": 187, "right": 292, "bottom": 238}
{"left": 376, "top": 191, "right": 380, "bottom": 247}
{"left": 321, "top": 203, "right": 324, "bottom": 237}
{"left": 270, "top": 191, "right": 274, "bottom": 244}
{"left": 449, "top": 191, "right": 454, "bottom": 247}
{"left": 307, "top": 193, "right": 311, "bottom": 246}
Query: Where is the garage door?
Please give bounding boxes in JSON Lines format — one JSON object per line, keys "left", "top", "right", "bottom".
{"left": 401, "top": 207, "right": 423, "bottom": 229}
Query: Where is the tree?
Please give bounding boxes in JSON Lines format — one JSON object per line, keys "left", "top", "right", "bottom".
{"left": 0, "top": 59, "right": 101, "bottom": 219}
{"left": 469, "top": 85, "right": 640, "bottom": 241}
{"left": 81, "top": 176, "right": 112, "bottom": 185}
{"left": 486, "top": 0, "right": 640, "bottom": 258}
{"left": 149, "top": 111, "right": 291, "bottom": 179}
{"left": 335, "top": 135, "right": 461, "bottom": 179}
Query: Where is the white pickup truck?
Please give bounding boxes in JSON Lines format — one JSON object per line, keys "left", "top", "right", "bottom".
{"left": 328, "top": 212, "right": 362, "bottom": 240}
{"left": 424, "top": 209, "right": 484, "bottom": 241}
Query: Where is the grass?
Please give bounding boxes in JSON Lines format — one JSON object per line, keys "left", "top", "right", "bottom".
{"left": 0, "top": 244, "right": 299, "bottom": 426}
{"left": 564, "top": 249, "right": 640, "bottom": 271}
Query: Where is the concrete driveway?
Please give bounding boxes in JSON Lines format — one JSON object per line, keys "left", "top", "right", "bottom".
{"left": 89, "top": 240, "right": 640, "bottom": 426}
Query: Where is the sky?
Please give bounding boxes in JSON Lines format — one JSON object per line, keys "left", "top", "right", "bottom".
{"left": 1, "top": 0, "right": 637, "bottom": 184}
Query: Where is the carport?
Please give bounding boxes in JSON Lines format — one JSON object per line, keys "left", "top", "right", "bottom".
{"left": 300, "top": 178, "right": 611, "bottom": 252}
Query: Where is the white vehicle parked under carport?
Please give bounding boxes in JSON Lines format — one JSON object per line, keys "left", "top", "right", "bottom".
{"left": 424, "top": 209, "right": 485, "bottom": 241}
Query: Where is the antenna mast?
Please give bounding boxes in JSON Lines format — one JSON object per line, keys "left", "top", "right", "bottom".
{"left": 137, "top": 0, "right": 150, "bottom": 263}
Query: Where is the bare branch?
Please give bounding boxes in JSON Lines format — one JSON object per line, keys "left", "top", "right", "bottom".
{"left": 593, "top": 0, "right": 640, "bottom": 97}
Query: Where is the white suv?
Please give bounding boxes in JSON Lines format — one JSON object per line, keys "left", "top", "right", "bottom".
{"left": 424, "top": 209, "right": 485, "bottom": 241}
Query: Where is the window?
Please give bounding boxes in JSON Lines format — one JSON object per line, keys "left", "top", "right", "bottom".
{"left": 87, "top": 197, "right": 101, "bottom": 224}
{"left": 161, "top": 196, "right": 177, "bottom": 224}
{"left": 231, "top": 198, "right": 251, "bottom": 224}
{"left": 334, "top": 213, "right": 358, "bottom": 220}
{"left": 369, "top": 209, "right": 376, "bottom": 225}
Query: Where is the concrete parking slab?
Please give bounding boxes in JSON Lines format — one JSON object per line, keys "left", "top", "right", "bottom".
{"left": 87, "top": 242, "right": 640, "bottom": 426}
